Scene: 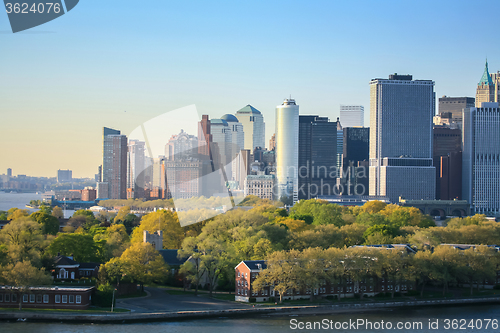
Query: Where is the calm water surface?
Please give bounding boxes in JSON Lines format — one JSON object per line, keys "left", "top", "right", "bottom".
{"left": 1, "top": 305, "right": 500, "bottom": 333}
{"left": 0, "top": 191, "right": 74, "bottom": 218}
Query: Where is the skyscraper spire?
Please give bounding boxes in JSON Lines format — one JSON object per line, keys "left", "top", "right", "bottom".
{"left": 479, "top": 58, "right": 494, "bottom": 86}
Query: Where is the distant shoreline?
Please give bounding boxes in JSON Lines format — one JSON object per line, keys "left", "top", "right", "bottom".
{"left": 0, "top": 296, "right": 499, "bottom": 324}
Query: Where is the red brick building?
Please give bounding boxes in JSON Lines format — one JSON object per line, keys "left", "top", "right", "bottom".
{"left": 54, "top": 255, "right": 99, "bottom": 280}
{"left": 0, "top": 286, "right": 94, "bottom": 310}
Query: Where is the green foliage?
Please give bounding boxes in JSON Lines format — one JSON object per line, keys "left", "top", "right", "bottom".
{"left": 93, "top": 283, "right": 115, "bottom": 307}
{"left": 30, "top": 211, "right": 60, "bottom": 235}
{"left": 289, "top": 213, "right": 313, "bottom": 225}
{"left": 47, "top": 233, "right": 106, "bottom": 262}
{"left": 291, "top": 199, "right": 344, "bottom": 226}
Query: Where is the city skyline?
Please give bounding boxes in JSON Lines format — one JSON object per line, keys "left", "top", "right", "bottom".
{"left": 2, "top": 0, "right": 500, "bottom": 177}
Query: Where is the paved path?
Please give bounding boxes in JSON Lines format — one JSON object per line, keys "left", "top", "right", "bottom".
{"left": 117, "top": 287, "right": 251, "bottom": 313}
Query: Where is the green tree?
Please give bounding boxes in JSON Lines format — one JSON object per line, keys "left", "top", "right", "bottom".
{"left": 0, "top": 217, "right": 46, "bottom": 265}
{"left": 47, "top": 233, "right": 105, "bottom": 262}
{"left": 253, "top": 250, "right": 303, "bottom": 303}
{"left": 1, "top": 261, "right": 52, "bottom": 310}
{"left": 30, "top": 211, "right": 60, "bottom": 235}
{"left": 118, "top": 242, "right": 169, "bottom": 291}
{"left": 51, "top": 206, "right": 64, "bottom": 219}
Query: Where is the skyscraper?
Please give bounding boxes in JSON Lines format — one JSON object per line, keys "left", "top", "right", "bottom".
{"left": 235, "top": 105, "right": 265, "bottom": 151}
{"left": 369, "top": 74, "right": 436, "bottom": 203}
{"left": 298, "top": 116, "right": 337, "bottom": 200}
{"left": 128, "top": 140, "right": 146, "bottom": 198}
{"left": 340, "top": 105, "right": 364, "bottom": 127}
{"left": 102, "top": 127, "right": 127, "bottom": 199}
{"left": 336, "top": 118, "right": 343, "bottom": 169}
{"left": 463, "top": 102, "right": 500, "bottom": 216}
{"left": 438, "top": 96, "right": 475, "bottom": 126}
{"left": 6, "top": 168, "right": 12, "bottom": 177}
{"left": 433, "top": 128, "right": 462, "bottom": 200}
{"left": 476, "top": 61, "right": 500, "bottom": 107}
{"left": 221, "top": 114, "right": 245, "bottom": 181}
{"left": 276, "top": 98, "right": 299, "bottom": 202}
{"left": 342, "top": 127, "right": 370, "bottom": 196}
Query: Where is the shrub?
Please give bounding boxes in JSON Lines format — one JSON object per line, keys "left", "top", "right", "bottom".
{"left": 92, "top": 283, "right": 115, "bottom": 307}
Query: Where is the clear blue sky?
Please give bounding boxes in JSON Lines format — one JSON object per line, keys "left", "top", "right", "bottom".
{"left": 1, "top": 0, "right": 499, "bottom": 177}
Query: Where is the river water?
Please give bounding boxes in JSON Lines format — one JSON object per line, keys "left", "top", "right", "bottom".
{"left": 0, "top": 191, "right": 74, "bottom": 218}
{"left": 1, "top": 304, "right": 499, "bottom": 332}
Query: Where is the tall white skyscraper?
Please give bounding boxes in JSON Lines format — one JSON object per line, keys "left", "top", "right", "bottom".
{"left": 127, "top": 140, "right": 145, "bottom": 197}
{"left": 210, "top": 119, "right": 232, "bottom": 168}
{"left": 235, "top": 105, "right": 265, "bottom": 151}
{"left": 221, "top": 114, "right": 245, "bottom": 181}
{"left": 340, "top": 105, "right": 364, "bottom": 127}
{"left": 369, "top": 74, "right": 436, "bottom": 203}
{"left": 463, "top": 102, "right": 500, "bottom": 216}
{"left": 275, "top": 98, "right": 299, "bottom": 202}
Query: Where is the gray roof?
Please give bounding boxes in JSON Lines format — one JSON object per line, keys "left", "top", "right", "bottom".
{"left": 236, "top": 105, "right": 261, "bottom": 114}
{"left": 242, "top": 260, "right": 267, "bottom": 270}
{"left": 211, "top": 119, "right": 228, "bottom": 126}
{"left": 159, "top": 249, "right": 188, "bottom": 266}
{"left": 221, "top": 114, "right": 239, "bottom": 122}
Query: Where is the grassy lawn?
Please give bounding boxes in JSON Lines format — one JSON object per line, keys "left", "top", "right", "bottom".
{"left": 0, "top": 307, "right": 129, "bottom": 313}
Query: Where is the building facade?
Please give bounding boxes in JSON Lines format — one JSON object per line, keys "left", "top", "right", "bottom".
{"left": 438, "top": 96, "right": 475, "bottom": 127}
{"left": 244, "top": 174, "right": 275, "bottom": 200}
{"left": 463, "top": 102, "right": 500, "bottom": 216}
{"left": 342, "top": 127, "right": 370, "bottom": 196}
{"left": 433, "top": 127, "right": 462, "bottom": 200}
{"left": 275, "top": 99, "right": 299, "bottom": 202}
{"left": 102, "top": 127, "right": 127, "bottom": 199}
{"left": 340, "top": 105, "right": 364, "bottom": 128}
{"left": 298, "top": 115, "right": 338, "bottom": 200}
{"left": 476, "top": 61, "right": 500, "bottom": 107}
{"left": 369, "top": 74, "right": 436, "bottom": 203}
{"left": 128, "top": 139, "right": 146, "bottom": 198}
{"left": 0, "top": 286, "right": 93, "bottom": 310}
{"left": 57, "top": 170, "right": 72, "bottom": 183}
{"left": 236, "top": 105, "right": 265, "bottom": 151}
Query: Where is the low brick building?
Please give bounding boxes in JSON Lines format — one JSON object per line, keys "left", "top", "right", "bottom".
{"left": 54, "top": 255, "right": 99, "bottom": 280}
{"left": 0, "top": 286, "right": 94, "bottom": 310}
{"left": 235, "top": 257, "right": 416, "bottom": 303}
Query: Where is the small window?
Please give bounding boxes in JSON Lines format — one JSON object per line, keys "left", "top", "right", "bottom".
{"left": 237, "top": 272, "right": 240, "bottom": 277}
{"left": 69, "top": 295, "right": 74, "bottom": 303}
{"left": 0, "top": 294, "right": 3, "bottom": 302}
{"left": 76, "top": 295, "right": 81, "bottom": 304}
{"left": 5, "top": 294, "right": 10, "bottom": 302}
{"left": 62, "top": 295, "right": 68, "bottom": 303}
{"left": 43, "top": 295, "right": 49, "bottom": 303}
{"left": 12, "top": 294, "right": 17, "bottom": 303}
{"left": 237, "top": 281, "right": 240, "bottom": 286}
{"left": 55, "top": 295, "right": 61, "bottom": 303}
{"left": 23, "top": 294, "right": 28, "bottom": 303}
{"left": 36, "top": 294, "right": 42, "bottom": 303}
{"left": 245, "top": 273, "right": 247, "bottom": 278}
{"left": 29, "top": 294, "right": 35, "bottom": 303}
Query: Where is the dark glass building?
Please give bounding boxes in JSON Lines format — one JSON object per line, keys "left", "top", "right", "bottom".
{"left": 433, "top": 127, "right": 462, "bottom": 200}
{"left": 342, "top": 127, "right": 370, "bottom": 196}
{"left": 298, "top": 116, "right": 337, "bottom": 200}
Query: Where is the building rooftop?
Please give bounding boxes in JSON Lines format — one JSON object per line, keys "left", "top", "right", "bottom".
{"left": 236, "top": 105, "right": 262, "bottom": 114}
{"left": 221, "top": 114, "right": 239, "bottom": 122}
{"left": 159, "top": 249, "right": 189, "bottom": 266}
{"left": 479, "top": 60, "right": 494, "bottom": 86}
{"left": 210, "top": 119, "right": 228, "bottom": 126}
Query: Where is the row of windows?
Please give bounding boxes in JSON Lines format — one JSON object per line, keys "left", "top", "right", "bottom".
{"left": 237, "top": 289, "right": 248, "bottom": 296}
{"left": 237, "top": 272, "right": 248, "bottom": 278}
{"left": 0, "top": 294, "right": 81, "bottom": 304}
{"left": 237, "top": 280, "right": 248, "bottom": 287}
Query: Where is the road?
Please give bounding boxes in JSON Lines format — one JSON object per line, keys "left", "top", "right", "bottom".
{"left": 116, "top": 287, "right": 251, "bottom": 313}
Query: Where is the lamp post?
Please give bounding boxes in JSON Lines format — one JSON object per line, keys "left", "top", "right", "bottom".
{"left": 111, "top": 287, "right": 117, "bottom": 312}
